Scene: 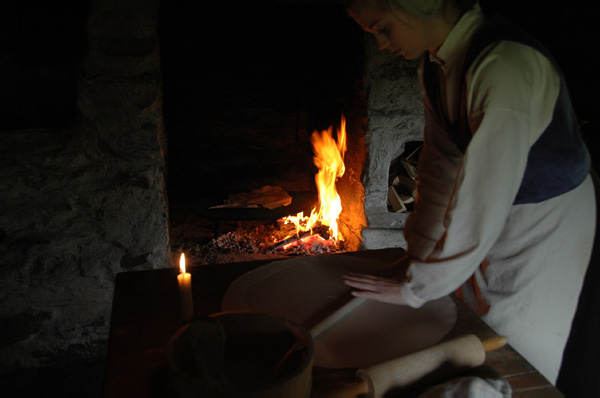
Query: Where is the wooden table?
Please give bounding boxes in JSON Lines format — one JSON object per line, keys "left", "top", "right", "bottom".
{"left": 103, "top": 248, "right": 563, "bottom": 397}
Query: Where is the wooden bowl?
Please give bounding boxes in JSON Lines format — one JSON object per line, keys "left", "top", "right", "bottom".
{"left": 166, "top": 311, "right": 314, "bottom": 398}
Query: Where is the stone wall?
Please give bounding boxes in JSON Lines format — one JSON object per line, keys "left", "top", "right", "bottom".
{"left": 0, "top": 0, "right": 169, "bottom": 374}
{"left": 360, "top": 37, "right": 424, "bottom": 250}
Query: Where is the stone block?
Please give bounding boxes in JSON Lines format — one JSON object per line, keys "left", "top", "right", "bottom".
{"left": 362, "top": 227, "right": 407, "bottom": 250}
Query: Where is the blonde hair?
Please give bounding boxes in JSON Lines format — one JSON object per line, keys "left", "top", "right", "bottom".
{"left": 389, "top": 0, "right": 442, "bottom": 18}
{"left": 345, "top": 0, "right": 476, "bottom": 18}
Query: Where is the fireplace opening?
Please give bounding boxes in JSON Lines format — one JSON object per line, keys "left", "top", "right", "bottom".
{"left": 159, "top": 1, "right": 368, "bottom": 263}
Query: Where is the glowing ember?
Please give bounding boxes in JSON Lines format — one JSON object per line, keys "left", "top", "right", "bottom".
{"left": 281, "top": 115, "right": 347, "bottom": 245}
{"left": 281, "top": 234, "right": 333, "bottom": 253}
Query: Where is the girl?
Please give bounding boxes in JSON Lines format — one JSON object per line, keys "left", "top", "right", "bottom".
{"left": 342, "top": 0, "right": 597, "bottom": 393}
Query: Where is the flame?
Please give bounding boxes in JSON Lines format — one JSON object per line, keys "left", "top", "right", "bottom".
{"left": 179, "top": 253, "right": 186, "bottom": 273}
{"left": 282, "top": 115, "right": 347, "bottom": 242}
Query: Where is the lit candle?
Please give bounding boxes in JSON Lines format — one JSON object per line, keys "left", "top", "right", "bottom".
{"left": 177, "top": 253, "right": 194, "bottom": 321}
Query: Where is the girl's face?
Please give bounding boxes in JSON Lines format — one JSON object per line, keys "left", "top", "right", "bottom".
{"left": 351, "top": 5, "right": 441, "bottom": 60}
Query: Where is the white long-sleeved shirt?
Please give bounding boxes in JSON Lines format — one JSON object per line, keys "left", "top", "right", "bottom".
{"left": 398, "top": 4, "right": 595, "bottom": 383}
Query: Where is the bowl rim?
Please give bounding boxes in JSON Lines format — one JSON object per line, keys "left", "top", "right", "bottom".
{"left": 165, "top": 310, "right": 315, "bottom": 392}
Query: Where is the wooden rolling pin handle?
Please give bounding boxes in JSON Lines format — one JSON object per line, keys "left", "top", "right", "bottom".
{"left": 482, "top": 335, "right": 508, "bottom": 352}
{"left": 323, "top": 335, "right": 507, "bottom": 397}
{"left": 355, "top": 334, "right": 508, "bottom": 398}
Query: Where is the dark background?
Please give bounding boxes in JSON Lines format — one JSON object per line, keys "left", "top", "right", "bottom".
{"left": 1, "top": 0, "right": 598, "bottom": 167}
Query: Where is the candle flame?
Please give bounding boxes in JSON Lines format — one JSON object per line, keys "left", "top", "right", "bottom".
{"left": 179, "top": 253, "right": 186, "bottom": 273}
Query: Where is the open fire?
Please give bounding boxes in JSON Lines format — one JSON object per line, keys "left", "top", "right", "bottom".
{"left": 175, "top": 115, "right": 354, "bottom": 263}
{"left": 274, "top": 115, "right": 347, "bottom": 253}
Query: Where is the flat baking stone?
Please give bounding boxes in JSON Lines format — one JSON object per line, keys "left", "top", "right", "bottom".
{"left": 222, "top": 254, "right": 457, "bottom": 369}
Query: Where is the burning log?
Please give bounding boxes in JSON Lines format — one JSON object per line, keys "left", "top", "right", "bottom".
{"left": 268, "top": 231, "right": 312, "bottom": 252}
{"left": 269, "top": 224, "right": 333, "bottom": 252}
{"left": 283, "top": 234, "right": 342, "bottom": 255}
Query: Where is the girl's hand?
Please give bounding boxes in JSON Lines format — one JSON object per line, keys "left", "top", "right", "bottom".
{"left": 342, "top": 254, "right": 418, "bottom": 305}
{"left": 342, "top": 273, "right": 409, "bottom": 305}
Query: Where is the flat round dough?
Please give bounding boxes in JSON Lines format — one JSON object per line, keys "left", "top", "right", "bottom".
{"left": 222, "top": 254, "right": 457, "bottom": 369}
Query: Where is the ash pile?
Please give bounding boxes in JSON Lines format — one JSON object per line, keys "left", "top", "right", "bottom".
{"left": 180, "top": 218, "right": 345, "bottom": 265}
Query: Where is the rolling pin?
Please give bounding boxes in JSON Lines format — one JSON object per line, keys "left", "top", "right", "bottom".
{"left": 309, "top": 296, "right": 367, "bottom": 341}
{"left": 326, "top": 334, "right": 507, "bottom": 398}
{"left": 272, "top": 296, "right": 366, "bottom": 371}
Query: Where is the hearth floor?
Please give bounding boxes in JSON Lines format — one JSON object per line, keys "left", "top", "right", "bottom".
{"left": 169, "top": 200, "right": 290, "bottom": 265}
{"left": 168, "top": 198, "right": 349, "bottom": 267}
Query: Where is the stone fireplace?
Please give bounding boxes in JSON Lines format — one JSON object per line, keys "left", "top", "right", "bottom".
{"left": 161, "top": 1, "right": 424, "bottom": 254}
{"left": 161, "top": 0, "right": 372, "bottom": 254}
{"left": 0, "top": 1, "right": 424, "bottom": 380}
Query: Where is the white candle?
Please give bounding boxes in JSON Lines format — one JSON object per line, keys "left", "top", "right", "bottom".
{"left": 177, "top": 253, "right": 194, "bottom": 321}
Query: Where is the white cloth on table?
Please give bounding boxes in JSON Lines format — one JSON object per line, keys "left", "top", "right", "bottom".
{"left": 420, "top": 376, "right": 512, "bottom": 398}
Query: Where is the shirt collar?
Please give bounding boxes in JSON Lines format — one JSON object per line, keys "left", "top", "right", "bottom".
{"left": 428, "top": 3, "right": 485, "bottom": 67}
